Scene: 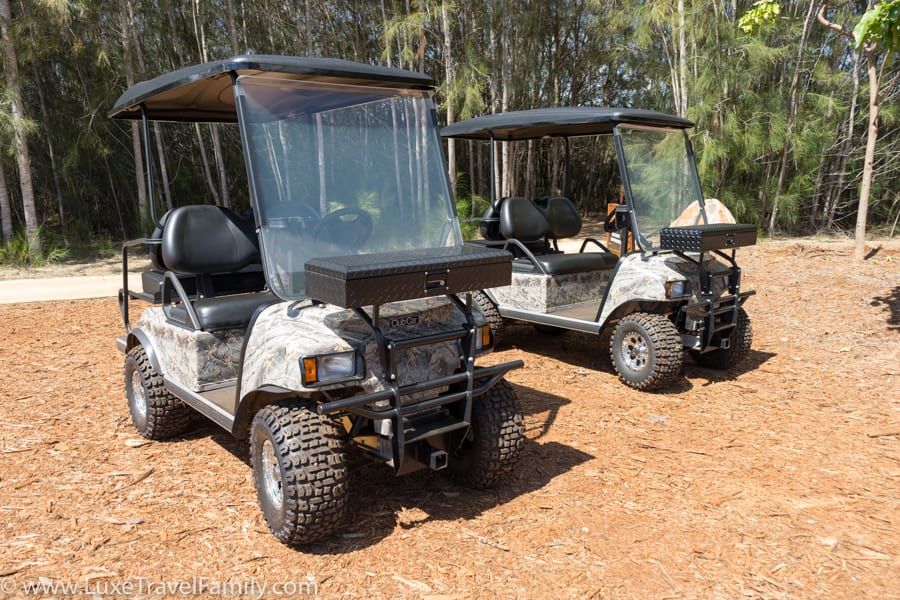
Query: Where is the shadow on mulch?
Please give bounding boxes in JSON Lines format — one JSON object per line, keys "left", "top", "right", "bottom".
{"left": 502, "top": 322, "right": 777, "bottom": 392}
{"left": 315, "top": 434, "right": 592, "bottom": 555}
{"left": 682, "top": 348, "right": 777, "bottom": 389}
{"left": 871, "top": 285, "right": 900, "bottom": 332}
{"left": 183, "top": 383, "right": 586, "bottom": 555}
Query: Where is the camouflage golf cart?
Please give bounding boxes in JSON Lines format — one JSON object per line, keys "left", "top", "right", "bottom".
{"left": 111, "top": 55, "right": 525, "bottom": 545}
{"left": 442, "top": 107, "right": 756, "bottom": 391}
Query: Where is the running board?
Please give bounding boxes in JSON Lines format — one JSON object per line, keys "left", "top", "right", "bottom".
{"left": 165, "top": 378, "right": 235, "bottom": 432}
{"left": 499, "top": 306, "right": 602, "bottom": 334}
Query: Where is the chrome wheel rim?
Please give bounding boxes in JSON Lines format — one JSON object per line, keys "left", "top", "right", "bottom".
{"left": 130, "top": 370, "right": 148, "bottom": 423}
{"left": 260, "top": 438, "right": 283, "bottom": 510}
{"left": 621, "top": 330, "right": 649, "bottom": 372}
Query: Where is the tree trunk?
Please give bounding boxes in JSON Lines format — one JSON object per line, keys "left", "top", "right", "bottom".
{"left": 0, "top": 163, "right": 13, "bottom": 244}
{"left": 227, "top": 0, "right": 241, "bottom": 54}
{"left": 121, "top": 0, "right": 148, "bottom": 225}
{"left": 31, "top": 62, "right": 66, "bottom": 243}
{"left": 194, "top": 124, "right": 222, "bottom": 206}
{"left": 500, "top": 4, "right": 511, "bottom": 197}
{"left": 0, "top": 0, "right": 40, "bottom": 256}
{"left": 153, "top": 123, "right": 174, "bottom": 211}
{"left": 855, "top": 47, "right": 880, "bottom": 260}
{"left": 488, "top": 2, "right": 500, "bottom": 201}
{"left": 676, "top": 0, "right": 688, "bottom": 117}
{"left": 815, "top": 4, "right": 880, "bottom": 258}
{"left": 441, "top": 2, "right": 456, "bottom": 198}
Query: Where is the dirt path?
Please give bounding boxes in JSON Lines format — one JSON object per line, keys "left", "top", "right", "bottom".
{"left": 0, "top": 240, "right": 897, "bottom": 599}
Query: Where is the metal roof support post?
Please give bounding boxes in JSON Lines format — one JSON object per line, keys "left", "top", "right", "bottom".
{"left": 489, "top": 132, "right": 497, "bottom": 207}
{"left": 139, "top": 104, "right": 159, "bottom": 227}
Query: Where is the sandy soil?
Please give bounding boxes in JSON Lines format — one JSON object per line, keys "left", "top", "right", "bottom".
{"left": 0, "top": 239, "right": 897, "bottom": 599}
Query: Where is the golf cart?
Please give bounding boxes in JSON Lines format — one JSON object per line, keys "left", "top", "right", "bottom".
{"left": 442, "top": 107, "right": 756, "bottom": 391}
{"left": 111, "top": 55, "right": 525, "bottom": 546}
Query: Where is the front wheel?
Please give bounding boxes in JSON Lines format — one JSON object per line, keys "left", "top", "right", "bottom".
{"left": 447, "top": 379, "right": 525, "bottom": 489}
{"left": 610, "top": 312, "right": 684, "bottom": 391}
{"left": 471, "top": 290, "right": 505, "bottom": 346}
{"left": 124, "top": 346, "right": 193, "bottom": 440}
{"left": 691, "top": 307, "right": 752, "bottom": 370}
{"left": 250, "top": 399, "right": 349, "bottom": 546}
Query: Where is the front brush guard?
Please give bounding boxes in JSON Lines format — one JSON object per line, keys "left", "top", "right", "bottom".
{"left": 315, "top": 293, "right": 523, "bottom": 474}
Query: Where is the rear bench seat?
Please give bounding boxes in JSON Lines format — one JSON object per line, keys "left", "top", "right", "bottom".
{"left": 499, "top": 196, "right": 618, "bottom": 275}
{"left": 157, "top": 205, "right": 277, "bottom": 330}
{"left": 140, "top": 209, "right": 266, "bottom": 303}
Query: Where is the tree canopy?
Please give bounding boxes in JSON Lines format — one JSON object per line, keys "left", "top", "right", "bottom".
{"left": 0, "top": 0, "right": 897, "bottom": 262}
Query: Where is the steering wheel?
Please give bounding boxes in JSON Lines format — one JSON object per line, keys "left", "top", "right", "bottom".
{"left": 312, "top": 208, "right": 374, "bottom": 252}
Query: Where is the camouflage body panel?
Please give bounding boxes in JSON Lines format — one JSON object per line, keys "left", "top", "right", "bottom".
{"left": 490, "top": 269, "right": 610, "bottom": 312}
{"left": 134, "top": 307, "right": 245, "bottom": 390}
{"left": 240, "top": 297, "right": 483, "bottom": 401}
{"left": 597, "top": 252, "right": 731, "bottom": 325}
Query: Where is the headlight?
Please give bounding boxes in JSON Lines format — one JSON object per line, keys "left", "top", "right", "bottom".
{"left": 301, "top": 351, "right": 362, "bottom": 386}
{"left": 665, "top": 280, "right": 692, "bottom": 299}
{"left": 475, "top": 324, "right": 492, "bottom": 351}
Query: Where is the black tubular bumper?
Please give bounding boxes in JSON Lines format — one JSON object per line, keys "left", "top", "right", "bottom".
{"left": 316, "top": 360, "right": 523, "bottom": 418}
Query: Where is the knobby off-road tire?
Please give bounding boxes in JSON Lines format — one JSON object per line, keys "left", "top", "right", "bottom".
{"left": 691, "top": 307, "right": 752, "bottom": 370}
{"left": 471, "top": 290, "right": 505, "bottom": 346}
{"left": 448, "top": 379, "right": 525, "bottom": 489}
{"left": 250, "top": 399, "right": 350, "bottom": 546}
{"left": 610, "top": 312, "right": 684, "bottom": 391}
{"left": 124, "top": 346, "right": 193, "bottom": 440}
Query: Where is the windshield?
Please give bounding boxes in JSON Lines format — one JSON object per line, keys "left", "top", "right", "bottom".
{"left": 616, "top": 126, "right": 704, "bottom": 249}
{"left": 235, "top": 75, "right": 460, "bottom": 300}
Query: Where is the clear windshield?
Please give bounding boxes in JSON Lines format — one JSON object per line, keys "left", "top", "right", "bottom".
{"left": 235, "top": 76, "right": 460, "bottom": 300}
{"left": 617, "top": 126, "right": 704, "bottom": 249}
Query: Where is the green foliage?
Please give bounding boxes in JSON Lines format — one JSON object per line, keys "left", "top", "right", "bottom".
{"left": 455, "top": 195, "right": 488, "bottom": 240}
{"left": 0, "top": 0, "right": 896, "bottom": 254}
{"left": 853, "top": 0, "right": 900, "bottom": 51}
{"left": 0, "top": 228, "right": 70, "bottom": 267}
{"left": 738, "top": 0, "right": 782, "bottom": 35}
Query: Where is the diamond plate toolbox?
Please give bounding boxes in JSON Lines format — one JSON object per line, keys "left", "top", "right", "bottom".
{"left": 659, "top": 223, "right": 757, "bottom": 252}
{"left": 305, "top": 246, "right": 513, "bottom": 308}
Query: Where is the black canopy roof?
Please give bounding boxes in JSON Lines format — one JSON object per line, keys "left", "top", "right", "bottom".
{"left": 109, "top": 55, "right": 433, "bottom": 123}
{"left": 440, "top": 107, "right": 693, "bottom": 140}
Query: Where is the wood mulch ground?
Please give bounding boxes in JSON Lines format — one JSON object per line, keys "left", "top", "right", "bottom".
{"left": 0, "top": 239, "right": 897, "bottom": 599}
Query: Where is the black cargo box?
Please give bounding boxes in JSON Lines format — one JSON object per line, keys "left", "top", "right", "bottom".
{"left": 659, "top": 223, "right": 757, "bottom": 252}
{"left": 305, "top": 246, "right": 513, "bottom": 308}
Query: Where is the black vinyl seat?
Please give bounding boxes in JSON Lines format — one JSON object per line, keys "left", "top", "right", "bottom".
{"left": 479, "top": 197, "right": 551, "bottom": 255}
{"left": 158, "top": 205, "right": 276, "bottom": 330}
{"left": 140, "top": 208, "right": 266, "bottom": 303}
{"left": 499, "top": 197, "right": 617, "bottom": 275}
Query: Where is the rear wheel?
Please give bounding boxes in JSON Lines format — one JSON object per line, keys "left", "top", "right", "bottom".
{"left": 447, "top": 380, "right": 525, "bottom": 489}
{"left": 250, "top": 399, "right": 349, "bottom": 546}
{"left": 691, "top": 307, "right": 752, "bottom": 370}
{"left": 124, "top": 346, "right": 193, "bottom": 440}
{"left": 610, "top": 312, "right": 683, "bottom": 391}
{"left": 472, "top": 290, "right": 505, "bottom": 346}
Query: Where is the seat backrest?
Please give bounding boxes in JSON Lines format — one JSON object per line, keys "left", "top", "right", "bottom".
{"left": 499, "top": 197, "right": 551, "bottom": 241}
{"left": 480, "top": 201, "right": 503, "bottom": 241}
{"left": 147, "top": 210, "right": 172, "bottom": 271}
{"left": 481, "top": 197, "right": 524, "bottom": 241}
{"left": 161, "top": 205, "right": 260, "bottom": 275}
{"left": 538, "top": 196, "right": 582, "bottom": 239}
